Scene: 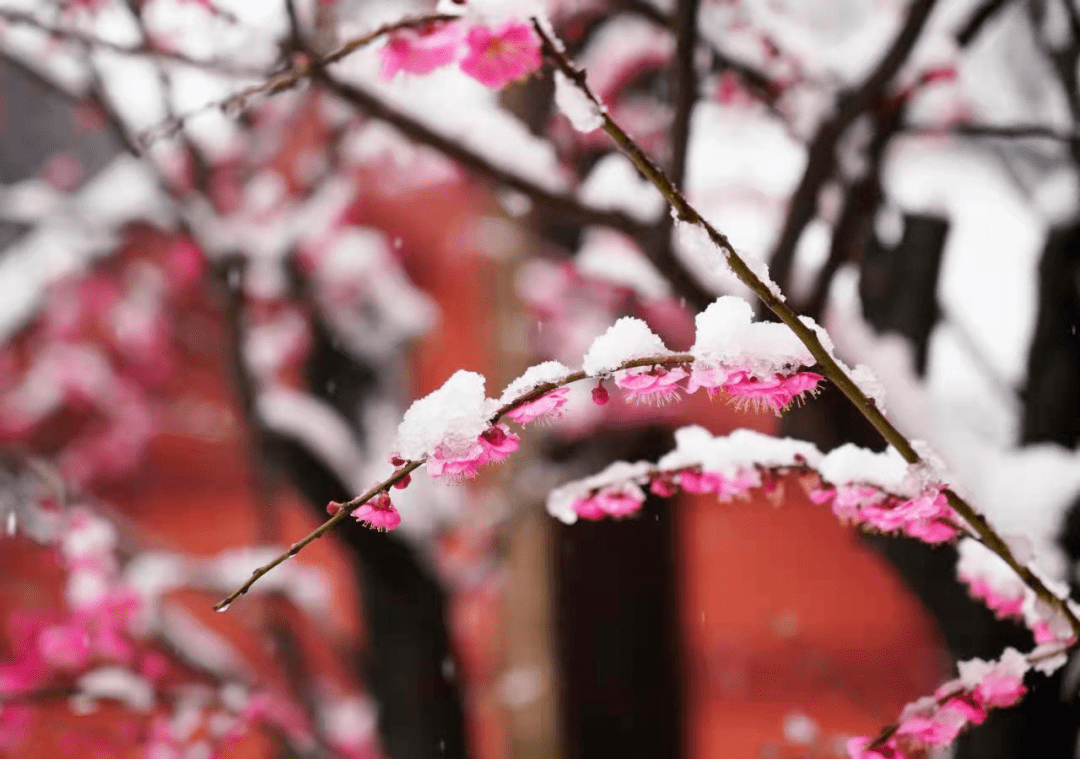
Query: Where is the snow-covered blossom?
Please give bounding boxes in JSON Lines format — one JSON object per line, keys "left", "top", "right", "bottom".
{"left": 381, "top": 21, "right": 465, "bottom": 79}
{"left": 504, "top": 386, "right": 570, "bottom": 424}
{"left": 848, "top": 648, "right": 1034, "bottom": 758}
{"left": 459, "top": 21, "right": 542, "bottom": 89}
{"left": 614, "top": 365, "right": 687, "bottom": 404}
{"left": 721, "top": 370, "right": 822, "bottom": 414}
{"left": 571, "top": 485, "right": 647, "bottom": 520}
{"left": 352, "top": 491, "right": 402, "bottom": 531}
{"left": 427, "top": 423, "right": 520, "bottom": 481}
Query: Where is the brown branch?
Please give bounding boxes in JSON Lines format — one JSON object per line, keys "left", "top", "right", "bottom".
{"left": 767, "top": 0, "right": 940, "bottom": 295}
{"left": 668, "top": 0, "right": 700, "bottom": 191}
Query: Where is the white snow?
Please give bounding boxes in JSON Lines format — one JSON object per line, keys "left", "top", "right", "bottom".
{"left": 546, "top": 461, "right": 651, "bottom": 524}
{"left": 818, "top": 443, "right": 912, "bottom": 494}
{"left": 395, "top": 370, "right": 497, "bottom": 460}
{"left": 575, "top": 229, "right": 671, "bottom": 301}
{"left": 581, "top": 317, "right": 672, "bottom": 376}
{"left": 579, "top": 154, "right": 665, "bottom": 223}
{"left": 78, "top": 667, "right": 155, "bottom": 712}
{"left": 498, "top": 360, "right": 573, "bottom": 406}
{"left": 554, "top": 71, "right": 605, "bottom": 133}
{"left": 691, "top": 296, "right": 813, "bottom": 376}
{"left": 657, "top": 426, "right": 822, "bottom": 476}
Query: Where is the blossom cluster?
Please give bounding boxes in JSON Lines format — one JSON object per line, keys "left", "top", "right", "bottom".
{"left": 543, "top": 426, "right": 960, "bottom": 538}
{"left": 956, "top": 537, "right": 1078, "bottom": 645}
{"left": 376, "top": 299, "right": 827, "bottom": 523}
{"left": 846, "top": 647, "right": 1057, "bottom": 758}
{"left": 381, "top": 18, "right": 542, "bottom": 90}
{"left": 0, "top": 506, "right": 372, "bottom": 757}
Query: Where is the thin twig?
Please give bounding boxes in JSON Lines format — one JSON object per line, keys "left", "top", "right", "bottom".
{"left": 531, "top": 18, "right": 1080, "bottom": 638}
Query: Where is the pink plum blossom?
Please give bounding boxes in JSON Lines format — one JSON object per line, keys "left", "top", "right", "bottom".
{"left": 459, "top": 22, "right": 542, "bottom": 89}
{"left": 722, "top": 370, "right": 823, "bottom": 414}
{"left": 615, "top": 365, "right": 687, "bottom": 404}
{"left": 426, "top": 424, "right": 520, "bottom": 481}
{"left": 505, "top": 386, "right": 570, "bottom": 424}
{"left": 352, "top": 492, "right": 401, "bottom": 531}
{"left": 381, "top": 22, "right": 465, "bottom": 80}
{"left": 572, "top": 487, "right": 645, "bottom": 520}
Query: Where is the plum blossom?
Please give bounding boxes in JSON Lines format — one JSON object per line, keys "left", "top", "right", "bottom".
{"left": 614, "top": 365, "right": 687, "bottom": 404}
{"left": 816, "top": 486, "right": 961, "bottom": 544}
{"left": 459, "top": 21, "right": 542, "bottom": 89}
{"left": 381, "top": 21, "right": 465, "bottom": 80}
{"left": 352, "top": 491, "right": 401, "bottom": 531}
{"left": 572, "top": 486, "right": 646, "bottom": 520}
{"left": 721, "top": 370, "right": 822, "bottom": 414}
{"left": 505, "top": 386, "right": 570, "bottom": 424}
{"left": 426, "top": 423, "right": 520, "bottom": 481}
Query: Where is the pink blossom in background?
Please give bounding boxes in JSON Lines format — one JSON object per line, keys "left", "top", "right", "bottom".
{"left": 572, "top": 487, "right": 645, "bottom": 520}
{"left": 722, "top": 370, "right": 822, "bottom": 414}
{"left": 505, "top": 387, "right": 569, "bottom": 424}
{"left": 459, "top": 22, "right": 542, "bottom": 89}
{"left": 353, "top": 492, "right": 401, "bottom": 531}
{"left": 615, "top": 365, "right": 687, "bottom": 404}
{"left": 381, "top": 22, "right": 464, "bottom": 80}
{"left": 0, "top": 704, "right": 31, "bottom": 750}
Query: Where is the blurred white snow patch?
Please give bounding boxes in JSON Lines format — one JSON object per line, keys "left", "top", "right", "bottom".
{"left": 788, "top": 218, "right": 831, "bottom": 304}
{"left": 78, "top": 667, "right": 154, "bottom": 712}
{"left": 395, "top": 371, "right": 496, "bottom": 461}
{"left": 321, "top": 696, "right": 378, "bottom": 752}
{"left": 159, "top": 606, "right": 247, "bottom": 678}
{"left": 258, "top": 389, "right": 365, "bottom": 493}
{"left": 497, "top": 665, "right": 546, "bottom": 708}
{"left": 889, "top": 139, "right": 1043, "bottom": 385}
{"left": 579, "top": 153, "right": 664, "bottom": 222}
{"left": 0, "top": 156, "right": 170, "bottom": 342}
{"left": 577, "top": 15, "right": 672, "bottom": 99}
{"left": 967, "top": 445, "right": 1080, "bottom": 581}
{"left": 576, "top": 229, "right": 671, "bottom": 300}
{"left": 782, "top": 712, "right": 819, "bottom": 745}
{"left": 581, "top": 317, "right": 671, "bottom": 376}
{"left": 554, "top": 71, "right": 605, "bottom": 133}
